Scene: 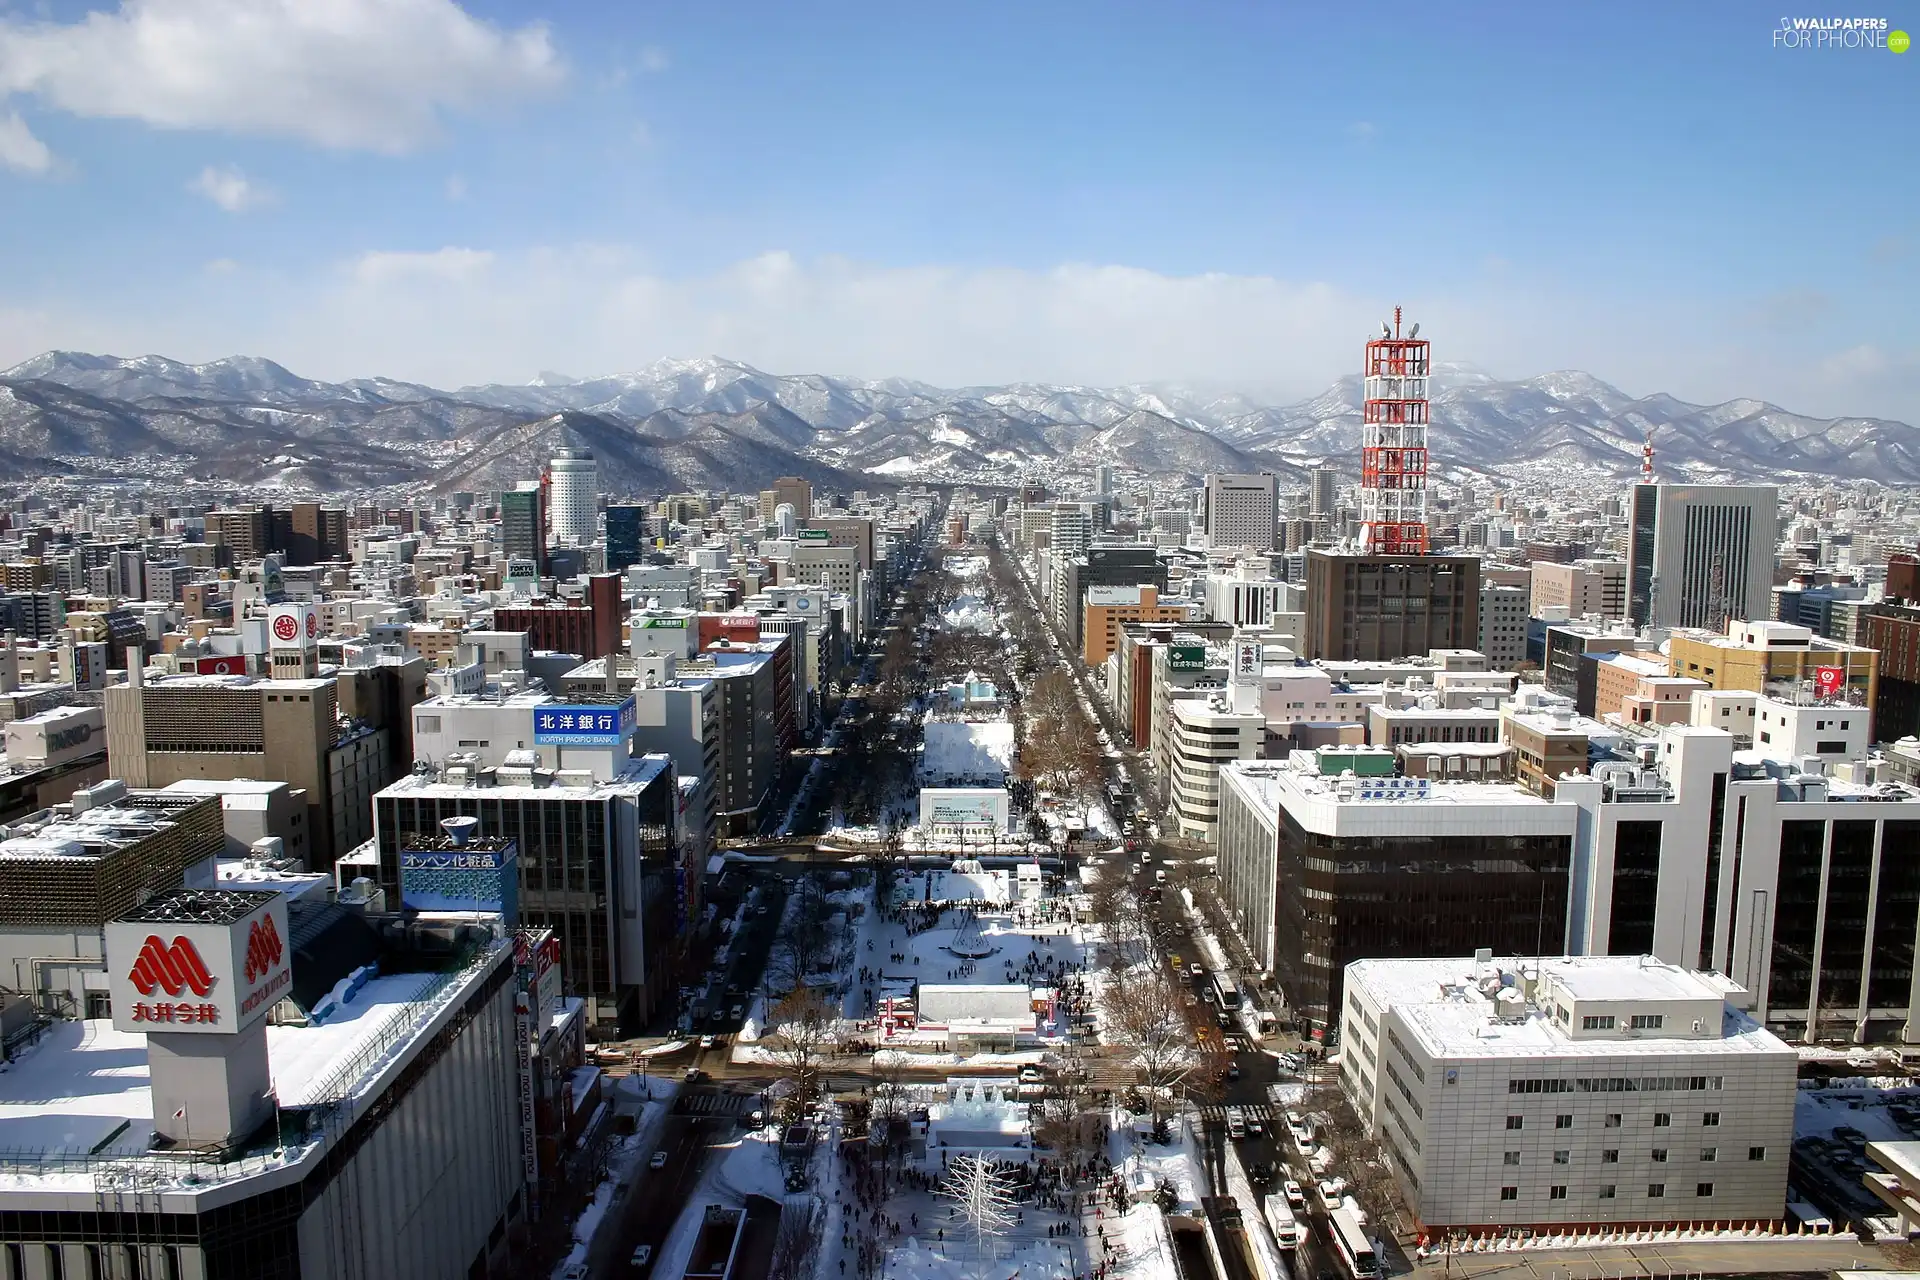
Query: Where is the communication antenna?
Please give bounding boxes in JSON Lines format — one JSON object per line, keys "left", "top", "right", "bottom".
{"left": 1359, "top": 305, "right": 1431, "bottom": 556}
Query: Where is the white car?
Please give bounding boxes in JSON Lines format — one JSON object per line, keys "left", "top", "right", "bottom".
{"left": 699, "top": 1034, "right": 717, "bottom": 1049}
{"left": 649, "top": 1150, "right": 668, "bottom": 1170}
{"left": 1316, "top": 1178, "right": 1348, "bottom": 1213}
{"left": 1283, "top": 1180, "right": 1307, "bottom": 1212}
{"left": 630, "top": 1244, "right": 654, "bottom": 1269}
{"left": 1018, "top": 1066, "right": 1045, "bottom": 1083}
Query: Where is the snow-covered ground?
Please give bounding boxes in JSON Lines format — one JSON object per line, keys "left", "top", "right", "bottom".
{"left": 655, "top": 1130, "right": 798, "bottom": 1280}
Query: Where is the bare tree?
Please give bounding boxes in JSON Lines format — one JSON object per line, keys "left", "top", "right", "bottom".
{"left": 1098, "top": 965, "right": 1195, "bottom": 1124}
{"left": 870, "top": 814, "right": 906, "bottom": 907}
{"left": 769, "top": 1196, "right": 825, "bottom": 1280}
{"left": 1033, "top": 1069, "right": 1103, "bottom": 1172}
{"left": 765, "top": 986, "right": 841, "bottom": 1114}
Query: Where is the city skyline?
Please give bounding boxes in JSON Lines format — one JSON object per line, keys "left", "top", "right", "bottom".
{"left": 0, "top": 1, "right": 1912, "bottom": 422}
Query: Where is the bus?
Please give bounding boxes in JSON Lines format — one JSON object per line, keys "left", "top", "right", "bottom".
{"left": 1211, "top": 970, "right": 1242, "bottom": 1011}
{"left": 1329, "top": 1205, "right": 1379, "bottom": 1280}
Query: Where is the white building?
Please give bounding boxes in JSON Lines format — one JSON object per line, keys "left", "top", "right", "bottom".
{"left": 1340, "top": 954, "right": 1795, "bottom": 1234}
{"left": 1168, "top": 671, "right": 1265, "bottom": 843}
{"left": 1202, "top": 473, "right": 1279, "bottom": 551}
{"left": 1626, "top": 483, "right": 1777, "bottom": 629}
{"left": 548, "top": 447, "right": 599, "bottom": 543}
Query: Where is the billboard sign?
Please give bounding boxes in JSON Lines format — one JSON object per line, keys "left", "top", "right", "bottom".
{"left": 105, "top": 891, "right": 291, "bottom": 1035}
{"left": 798, "top": 528, "right": 831, "bottom": 542}
{"left": 634, "top": 616, "right": 686, "bottom": 629}
{"left": 532, "top": 697, "right": 636, "bottom": 747}
{"left": 196, "top": 654, "right": 248, "bottom": 676}
{"left": 1233, "top": 638, "right": 1262, "bottom": 684}
{"left": 1814, "top": 666, "right": 1846, "bottom": 697}
{"left": 918, "top": 787, "right": 1012, "bottom": 832}
{"left": 1168, "top": 644, "right": 1207, "bottom": 671}
{"left": 268, "top": 602, "right": 317, "bottom": 650}
{"left": 400, "top": 841, "right": 520, "bottom": 921}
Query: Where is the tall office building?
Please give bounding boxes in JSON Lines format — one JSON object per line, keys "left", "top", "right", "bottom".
{"left": 500, "top": 483, "right": 547, "bottom": 575}
{"left": 605, "top": 503, "right": 647, "bottom": 572}
{"left": 761, "top": 476, "right": 813, "bottom": 525}
{"left": 547, "top": 448, "right": 598, "bottom": 543}
{"left": 1308, "top": 467, "right": 1338, "bottom": 520}
{"left": 1626, "top": 484, "right": 1778, "bottom": 629}
{"left": 285, "top": 502, "right": 348, "bottom": 566}
{"left": 1049, "top": 505, "right": 1094, "bottom": 558}
{"left": 1201, "top": 472, "right": 1279, "bottom": 550}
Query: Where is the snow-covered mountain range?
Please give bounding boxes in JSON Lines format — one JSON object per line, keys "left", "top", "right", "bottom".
{"left": 0, "top": 351, "right": 1913, "bottom": 491}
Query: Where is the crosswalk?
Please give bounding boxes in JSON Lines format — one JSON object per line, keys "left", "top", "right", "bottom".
{"left": 674, "top": 1089, "right": 756, "bottom": 1117}
{"left": 1197, "top": 1101, "right": 1278, "bottom": 1128}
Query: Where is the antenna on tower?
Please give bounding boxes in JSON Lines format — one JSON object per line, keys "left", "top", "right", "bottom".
{"left": 1642, "top": 433, "right": 1655, "bottom": 484}
{"left": 1359, "top": 306, "right": 1431, "bottom": 556}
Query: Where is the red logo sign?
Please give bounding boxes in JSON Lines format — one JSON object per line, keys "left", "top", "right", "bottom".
{"left": 244, "top": 914, "right": 284, "bottom": 984}
{"left": 196, "top": 655, "right": 242, "bottom": 676}
{"left": 1814, "top": 666, "right": 1845, "bottom": 697}
{"left": 306, "top": 612, "right": 318, "bottom": 638}
{"left": 129, "top": 934, "right": 215, "bottom": 998}
{"left": 272, "top": 614, "right": 298, "bottom": 642}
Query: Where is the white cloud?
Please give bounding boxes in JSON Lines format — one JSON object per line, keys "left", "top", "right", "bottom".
{"left": 0, "top": 109, "right": 51, "bottom": 173}
{"left": 0, "top": 0, "right": 564, "bottom": 154}
{"left": 639, "top": 45, "right": 669, "bottom": 73}
{"left": 203, "top": 257, "right": 240, "bottom": 274}
{"left": 351, "top": 246, "right": 495, "bottom": 286}
{"left": 188, "top": 163, "right": 271, "bottom": 212}
{"left": 444, "top": 174, "right": 467, "bottom": 201}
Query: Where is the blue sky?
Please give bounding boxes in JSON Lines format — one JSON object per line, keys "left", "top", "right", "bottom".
{"left": 0, "top": 0, "right": 1914, "bottom": 418}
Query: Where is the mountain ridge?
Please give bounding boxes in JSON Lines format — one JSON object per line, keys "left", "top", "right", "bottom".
{"left": 1, "top": 349, "right": 1913, "bottom": 490}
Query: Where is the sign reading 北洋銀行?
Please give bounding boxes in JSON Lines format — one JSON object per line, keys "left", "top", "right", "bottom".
{"left": 532, "top": 697, "right": 636, "bottom": 747}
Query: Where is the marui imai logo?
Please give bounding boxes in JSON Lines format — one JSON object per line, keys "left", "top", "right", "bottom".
{"left": 129, "top": 934, "right": 215, "bottom": 997}
{"left": 272, "top": 614, "right": 298, "bottom": 642}
{"left": 244, "top": 913, "right": 284, "bottom": 983}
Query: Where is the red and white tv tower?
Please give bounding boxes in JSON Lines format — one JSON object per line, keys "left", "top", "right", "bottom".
{"left": 1359, "top": 306, "right": 1431, "bottom": 556}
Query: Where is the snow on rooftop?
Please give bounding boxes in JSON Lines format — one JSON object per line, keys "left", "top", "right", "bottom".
{"left": 1349, "top": 956, "right": 1792, "bottom": 1062}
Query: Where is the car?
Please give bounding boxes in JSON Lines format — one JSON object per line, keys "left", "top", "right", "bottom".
{"left": 684, "top": 1067, "right": 706, "bottom": 1083}
{"left": 1283, "top": 1180, "right": 1307, "bottom": 1212}
{"left": 1316, "top": 1178, "right": 1347, "bottom": 1213}
{"left": 1246, "top": 1115, "right": 1264, "bottom": 1137}
{"left": 730, "top": 1004, "right": 744, "bottom": 1021}
{"left": 1248, "top": 1160, "right": 1274, "bottom": 1184}
{"left": 1201, "top": 987, "right": 1216, "bottom": 1004}
{"left": 630, "top": 1244, "right": 654, "bottom": 1269}
{"left": 1018, "top": 1066, "right": 1045, "bottom": 1083}
{"left": 1189, "top": 963, "right": 1204, "bottom": 979}
{"left": 699, "top": 1034, "right": 717, "bottom": 1049}
{"left": 1226, "top": 1063, "right": 1242, "bottom": 1081}
{"left": 649, "top": 1150, "right": 669, "bottom": 1170}
{"left": 563, "top": 1266, "right": 589, "bottom": 1280}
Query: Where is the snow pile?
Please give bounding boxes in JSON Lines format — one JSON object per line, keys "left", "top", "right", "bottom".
{"left": 921, "top": 720, "right": 1015, "bottom": 784}
{"left": 883, "top": 1235, "right": 1073, "bottom": 1280}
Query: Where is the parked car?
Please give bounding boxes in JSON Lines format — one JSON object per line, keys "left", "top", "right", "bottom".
{"left": 649, "top": 1150, "right": 668, "bottom": 1170}
{"left": 1283, "top": 1180, "right": 1307, "bottom": 1212}
{"left": 1018, "top": 1066, "right": 1045, "bottom": 1083}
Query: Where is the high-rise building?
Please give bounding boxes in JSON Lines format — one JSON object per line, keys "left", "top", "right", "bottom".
{"left": 1048, "top": 505, "right": 1093, "bottom": 559}
{"left": 547, "top": 448, "right": 598, "bottom": 543}
{"left": 1626, "top": 483, "right": 1778, "bottom": 629}
{"left": 605, "top": 502, "right": 647, "bottom": 572}
{"left": 499, "top": 483, "right": 546, "bottom": 575}
{"left": 205, "top": 506, "right": 272, "bottom": 562}
{"left": 1303, "top": 549, "right": 1481, "bottom": 661}
{"left": 1479, "top": 582, "right": 1529, "bottom": 667}
{"left": 761, "top": 476, "right": 813, "bottom": 525}
{"left": 1201, "top": 472, "right": 1279, "bottom": 550}
{"left": 1308, "top": 467, "right": 1338, "bottom": 520}
{"left": 284, "top": 501, "right": 348, "bottom": 566}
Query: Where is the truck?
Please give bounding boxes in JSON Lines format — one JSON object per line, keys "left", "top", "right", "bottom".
{"left": 1261, "top": 1193, "right": 1303, "bottom": 1249}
